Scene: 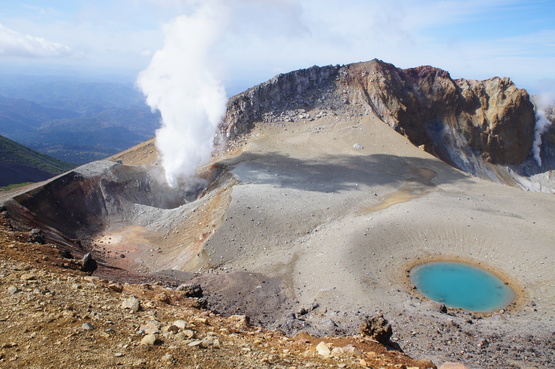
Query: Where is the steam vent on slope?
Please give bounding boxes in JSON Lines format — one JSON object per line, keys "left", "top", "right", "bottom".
{"left": 1, "top": 60, "right": 554, "bottom": 369}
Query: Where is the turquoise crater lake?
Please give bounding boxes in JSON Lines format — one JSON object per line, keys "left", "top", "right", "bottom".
{"left": 410, "top": 262, "right": 516, "bottom": 313}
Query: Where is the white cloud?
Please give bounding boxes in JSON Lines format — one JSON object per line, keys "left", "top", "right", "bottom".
{"left": 0, "top": 0, "right": 551, "bottom": 89}
{"left": 206, "top": 0, "right": 554, "bottom": 90}
{"left": 0, "top": 23, "right": 71, "bottom": 58}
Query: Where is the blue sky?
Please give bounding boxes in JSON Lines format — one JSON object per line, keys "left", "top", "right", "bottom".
{"left": 0, "top": 0, "right": 553, "bottom": 93}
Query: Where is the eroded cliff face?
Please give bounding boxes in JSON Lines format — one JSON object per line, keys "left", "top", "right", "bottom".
{"left": 343, "top": 62, "right": 535, "bottom": 165}
{"left": 222, "top": 65, "right": 340, "bottom": 139}
{"left": 221, "top": 59, "right": 547, "bottom": 190}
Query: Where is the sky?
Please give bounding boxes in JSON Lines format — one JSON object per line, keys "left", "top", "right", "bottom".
{"left": 0, "top": 0, "right": 553, "bottom": 93}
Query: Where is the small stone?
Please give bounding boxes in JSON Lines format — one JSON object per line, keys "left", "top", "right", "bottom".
{"left": 20, "top": 273, "right": 36, "bottom": 281}
{"left": 60, "top": 250, "right": 73, "bottom": 259}
{"left": 331, "top": 347, "right": 345, "bottom": 356}
{"left": 29, "top": 229, "right": 45, "bottom": 244}
{"left": 176, "top": 283, "right": 203, "bottom": 297}
{"left": 201, "top": 339, "right": 213, "bottom": 347}
{"left": 229, "top": 315, "right": 249, "bottom": 329}
{"left": 140, "top": 334, "right": 159, "bottom": 346}
{"left": 140, "top": 321, "right": 161, "bottom": 334}
{"left": 342, "top": 344, "right": 362, "bottom": 355}
{"left": 424, "top": 301, "right": 448, "bottom": 313}
{"left": 7, "top": 286, "right": 18, "bottom": 294}
{"left": 81, "top": 323, "right": 94, "bottom": 331}
{"left": 121, "top": 296, "right": 141, "bottom": 312}
{"left": 316, "top": 341, "right": 331, "bottom": 357}
{"left": 108, "top": 283, "right": 123, "bottom": 293}
{"left": 172, "top": 320, "right": 189, "bottom": 329}
{"left": 188, "top": 340, "right": 203, "bottom": 347}
{"left": 163, "top": 325, "right": 179, "bottom": 334}
{"left": 182, "top": 330, "right": 196, "bottom": 339}
{"left": 114, "top": 353, "right": 124, "bottom": 357}
{"left": 154, "top": 293, "right": 170, "bottom": 303}
{"left": 161, "top": 354, "right": 173, "bottom": 362}
{"left": 62, "top": 310, "right": 76, "bottom": 318}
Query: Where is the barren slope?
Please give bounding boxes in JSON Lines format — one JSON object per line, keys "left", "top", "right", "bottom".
{"left": 1, "top": 60, "right": 554, "bottom": 369}
{"left": 87, "top": 102, "right": 555, "bottom": 368}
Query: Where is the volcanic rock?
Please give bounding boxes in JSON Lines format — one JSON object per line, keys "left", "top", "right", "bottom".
{"left": 121, "top": 296, "right": 141, "bottom": 312}
{"left": 316, "top": 341, "right": 332, "bottom": 357}
{"left": 60, "top": 250, "right": 73, "bottom": 259}
{"left": 140, "top": 320, "right": 162, "bottom": 334}
{"left": 140, "top": 334, "right": 159, "bottom": 346}
{"left": 20, "top": 273, "right": 36, "bottom": 281}
{"left": 28, "top": 229, "right": 45, "bottom": 244}
{"left": 221, "top": 59, "right": 548, "bottom": 190}
{"left": 80, "top": 253, "right": 97, "bottom": 274}
{"left": 359, "top": 314, "right": 393, "bottom": 344}
{"left": 7, "top": 286, "right": 18, "bottom": 294}
{"left": 176, "top": 283, "right": 203, "bottom": 298}
{"left": 81, "top": 323, "right": 94, "bottom": 331}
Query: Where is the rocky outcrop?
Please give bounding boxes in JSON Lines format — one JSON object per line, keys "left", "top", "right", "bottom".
{"left": 222, "top": 65, "right": 340, "bottom": 139}
{"left": 359, "top": 313, "right": 393, "bottom": 344}
{"left": 340, "top": 61, "right": 535, "bottom": 166}
{"left": 220, "top": 59, "right": 545, "bottom": 189}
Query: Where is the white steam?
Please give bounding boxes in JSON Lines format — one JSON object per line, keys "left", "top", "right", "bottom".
{"left": 532, "top": 93, "right": 554, "bottom": 167}
{"left": 137, "top": 1, "right": 229, "bottom": 187}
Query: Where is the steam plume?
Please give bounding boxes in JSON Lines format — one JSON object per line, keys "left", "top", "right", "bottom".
{"left": 137, "top": 1, "right": 229, "bottom": 187}
{"left": 532, "top": 93, "right": 554, "bottom": 167}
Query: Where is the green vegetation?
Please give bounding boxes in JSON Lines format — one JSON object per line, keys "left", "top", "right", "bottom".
{"left": 0, "top": 182, "right": 33, "bottom": 192}
{"left": 0, "top": 135, "right": 75, "bottom": 186}
{"left": 0, "top": 135, "right": 75, "bottom": 174}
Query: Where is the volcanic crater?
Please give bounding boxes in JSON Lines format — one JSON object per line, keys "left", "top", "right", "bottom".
{"left": 1, "top": 60, "right": 554, "bottom": 368}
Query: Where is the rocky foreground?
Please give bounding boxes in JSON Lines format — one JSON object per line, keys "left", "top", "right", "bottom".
{"left": 0, "top": 214, "right": 436, "bottom": 369}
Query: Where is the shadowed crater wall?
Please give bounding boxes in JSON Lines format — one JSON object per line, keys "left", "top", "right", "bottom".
{"left": 3, "top": 161, "right": 209, "bottom": 241}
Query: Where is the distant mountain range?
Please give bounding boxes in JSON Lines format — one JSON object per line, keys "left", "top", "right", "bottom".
{"left": 0, "top": 134, "right": 75, "bottom": 187}
{"left": 0, "top": 75, "right": 160, "bottom": 165}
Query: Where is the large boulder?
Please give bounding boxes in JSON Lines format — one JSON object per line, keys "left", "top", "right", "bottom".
{"left": 359, "top": 313, "right": 393, "bottom": 344}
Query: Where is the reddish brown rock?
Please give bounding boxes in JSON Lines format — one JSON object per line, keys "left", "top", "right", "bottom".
{"left": 221, "top": 59, "right": 535, "bottom": 169}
